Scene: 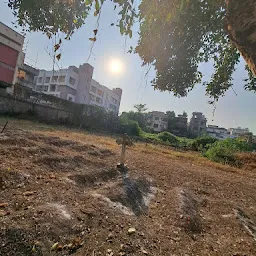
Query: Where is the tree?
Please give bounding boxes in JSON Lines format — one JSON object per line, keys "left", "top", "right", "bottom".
{"left": 166, "top": 111, "right": 177, "bottom": 134}
{"left": 134, "top": 104, "right": 147, "bottom": 113}
{"left": 7, "top": 0, "right": 256, "bottom": 101}
{"left": 120, "top": 110, "right": 147, "bottom": 131}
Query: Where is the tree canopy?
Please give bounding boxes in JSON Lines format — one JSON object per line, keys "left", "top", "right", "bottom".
{"left": 7, "top": 0, "right": 256, "bottom": 102}
{"left": 134, "top": 104, "right": 147, "bottom": 113}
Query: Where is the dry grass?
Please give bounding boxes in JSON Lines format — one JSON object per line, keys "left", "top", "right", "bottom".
{"left": 1, "top": 118, "right": 256, "bottom": 256}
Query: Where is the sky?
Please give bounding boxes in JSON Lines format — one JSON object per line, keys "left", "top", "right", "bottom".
{"left": 1, "top": 1, "right": 256, "bottom": 133}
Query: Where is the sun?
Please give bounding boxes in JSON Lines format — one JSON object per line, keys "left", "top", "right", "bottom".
{"left": 109, "top": 59, "right": 124, "bottom": 74}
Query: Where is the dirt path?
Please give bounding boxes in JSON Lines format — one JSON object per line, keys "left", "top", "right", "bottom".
{"left": 0, "top": 122, "right": 256, "bottom": 255}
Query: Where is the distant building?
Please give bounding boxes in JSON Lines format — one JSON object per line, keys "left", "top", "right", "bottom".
{"left": 146, "top": 111, "right": 168, "bottom": 132}
{"left": 228, "top": 127, "right": 250, "bottom": 137}
{"left": 189, "top": 112, "right": 207, "bottom": 136}
{"left": 17, "top": 63, "right": 39, "bottom": 89}
{"left": 89, "top": 79, "right": 122, "bottom": 115}
{"left": 173, "top": 114, "right": 188, "bottom": 135}
{"left": 34, "top": 64, "right": 122, "bottom": 114}
{"left": 206, "top": 125, "right": 231, "bottom": 140}
{"left": 0, "top": 22, "right": 25, "bottom": 93}
{"left": 34, "top": 63, "right": 94, "bottom": 104}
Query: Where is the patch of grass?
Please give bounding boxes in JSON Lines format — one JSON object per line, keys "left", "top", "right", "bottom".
{"left": 204, "top": 138, "right": 252, "bottom": 166}
{"left": 190, "top": 136, "right": 218, "bottom": 151}
{"left": 157, "top": 131, "right": 178, "bottom": 144}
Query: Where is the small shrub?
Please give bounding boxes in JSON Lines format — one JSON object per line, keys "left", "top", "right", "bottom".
{"left": 158, "top": 131, "right": 178, "bottom": 144}
{"left": 204, "top": 144, "right": 238, "bottom": 165}
{"left": 204, "top": 138, "right": 252, "bottom": 166}
{"left": 119, "top": 119, "right": 141, "bottom": 136}
{"left": 190, "top": 136, "right": 218, "bottom": 151}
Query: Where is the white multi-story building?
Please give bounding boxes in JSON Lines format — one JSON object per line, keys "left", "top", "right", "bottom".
{"left": 34, "top": 64, "right": 122, "bottom": 114}
{"left": 34, "top": 63, "right": 94, "bottom": 104}
{"left": 206, "top": 125, "right": 231, "bottom": 140}
{"left": 146, "top": 111, "right": 168, "bottom": 132}
{"left": 228, "top": 127, "right": 250, "bottom": 137}
{"left": 89, "top": 79, "right": 122, "bottom": 115}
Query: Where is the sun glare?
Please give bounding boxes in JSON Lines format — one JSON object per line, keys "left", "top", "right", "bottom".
{"left": 109, "top": 59, "right": 124, "bottom": 74}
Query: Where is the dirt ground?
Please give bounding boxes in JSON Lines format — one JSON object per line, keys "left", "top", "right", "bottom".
{"left": 0, "top": 119, "right": 256, "bottom": 256}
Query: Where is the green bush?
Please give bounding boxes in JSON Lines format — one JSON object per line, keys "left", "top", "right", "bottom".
{"left": 204, "top": 138, "right": 252, "bottom": 165}
{"left": 204, "top": 144, "right": 238, "bottom": 165}
{"left": 190, "top": 136, "right": 218, "bottom": 151}
{"left": 119, "top": 118, "right": 141, "bottom": 136}
{"left": 215, "top": 138, "right": 252, "bottom": 152}
{"left": 157, "top": 131, "right": 178, "bottom": 144}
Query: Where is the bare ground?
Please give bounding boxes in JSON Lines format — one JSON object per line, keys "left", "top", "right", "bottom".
{"left": 0, "top": 119, "right": 256, "bottom": 256}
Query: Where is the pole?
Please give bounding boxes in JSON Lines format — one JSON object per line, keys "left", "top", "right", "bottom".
{"left": 1, "top": 121, "right": 8, "bottom": 133}
{"left": 120, "top": 144, "right": 126, "bottom": 166}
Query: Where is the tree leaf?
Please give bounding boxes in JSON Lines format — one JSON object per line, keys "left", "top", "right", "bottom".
{"left": 89, "top": 37, "right": 97, "bottom": 42}
{"left": 54, "top": 44, "right": 60, "bottom": 52}
{"left": 128, "top": 29, "right": 132, "bottom": 38}
{"left": 95, "top": 0, "right": 100, "bottom": 11}
{"left": 56, "top": 53, "right": 61, "bottom": 61}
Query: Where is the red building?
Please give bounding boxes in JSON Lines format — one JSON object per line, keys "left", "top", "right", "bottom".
{"left": 0, "top": 22, "right": 24, "bottom": 92}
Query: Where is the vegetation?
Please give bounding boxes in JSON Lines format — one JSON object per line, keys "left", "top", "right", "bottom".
{"left": 190, "top": 136, "right": 218, "bottom": 151}
{"left": 204, "top": 138, "right": 253, "bottom": 165}
{"left": 157, "top": 131, "right": 178, "bottom": 144}
{"left": 120, "top": 111, "right": 147, "bottom": 132}
{"left": 7, "top": 0, "right": 256, "bottom": 102}
{"left": 134, "top": 104, "right": 147, "bottom": 113}
{"left": 119, "top": 116, "right": 141, "bottom": 136}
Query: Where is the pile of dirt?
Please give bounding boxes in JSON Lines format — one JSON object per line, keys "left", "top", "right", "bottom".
{"left": 68, "top": 168, "right": 119, "bottom": 186}
{"left": 93, "top": 177, "right": 155, "bottom": 216}
{"left": 178, "top": 189, "right": 203, "bottom": 233}
{"left": 35, "top": 155, "right": 88, "bottom": 171}
{"left": 0, "top": 169, "right": 30, "bottom": 190}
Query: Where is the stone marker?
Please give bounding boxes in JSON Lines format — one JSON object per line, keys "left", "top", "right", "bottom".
{"left": 116, "top": 133, "right": 133, "bottom": 175}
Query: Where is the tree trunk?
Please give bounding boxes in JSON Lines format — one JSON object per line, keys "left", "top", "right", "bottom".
{"left": 226, "top": 0, "right": 256, "bottom": 76}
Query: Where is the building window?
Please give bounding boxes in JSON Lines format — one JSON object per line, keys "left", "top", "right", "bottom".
{"left": 109, "top": 104, "right": 116, "bottom": 111}
{"left": 69, "top": 77, "right": 76, "bottom": 85}
{"left": 90, "top": 94, "right": 95, "bottom": 101}
{"left": 36, "top": 85, "right": 43, "bottom": 91}
{"left": 155, "top": 117, "right": 159, "bottom": 121}
{"left": 90, "top": 86, "right": 96, "bottom": 93}
{"left": 51, "top": 76, "right": 58, "bottom": 83}
{"left": 96, "top": 97, "right": 101, "bottom": 103}
{"left": 50, "top": 84, "right": 56, "bottom": 92}
{"left": 18, "top": 70, "right": 26, "bottom": 79}
{"left": 58, "top": 76, "right": 65, "bottom": 83}
{"left": 67, "top": 94, "right": 75, "bottom": 101}
{"left": 37, "top": 77, "right": 43, "bottom": 83}
{"left": 45, "top": 77, "right": 50, "bottom": 83}
{"left": 154, "top": 124, "right": 159, "bottom": 128}
{"left": 43, "top": 85, "right": 48, "bottom": 92}
{"left": 97, "top": 89, "right": 103, "bottom": 96}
